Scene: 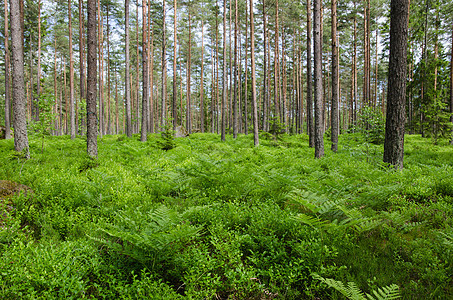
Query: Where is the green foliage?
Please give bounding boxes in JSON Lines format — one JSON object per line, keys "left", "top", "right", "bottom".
{"left": 28, "top": 93, "right": 58, "bottom": 153}
{"left": 314, "top": 274, "right": 401, "bottom": 300}
{"left": 0, "top": 134, "right": 452, "bottom": 298}
{"left": 157, "top": 118, "right": 176, "bottom": 150}
{"left": 357, "top": 107, "right": 385, "bottom": 145}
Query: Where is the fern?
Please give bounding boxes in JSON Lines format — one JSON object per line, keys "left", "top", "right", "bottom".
{"left": 313, "top": 274, "right": 400, "bottom": 300}
{"left": 91, "top": 205, "right": 201, "bottom": 269}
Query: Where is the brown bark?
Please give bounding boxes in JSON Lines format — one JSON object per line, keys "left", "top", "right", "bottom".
{"left": 450, "top": 24, "right": 453, "bottom": 144}
{"left": 331, "top": 0, "right": 339, "bottom": 152}
{"left": 125, "top": 0, "right": 132, "bottom": 136}
{"left": 4, "top": 0, "right": 11, "bottom": 139}
{"left": 313, "top": 0, "right": 324, "bottom": 158}
{"left": 274, "top": 0, "right": 280, "bottom": 122}
{"left": 79, "top": 0, "right": 85, "bottom": 134}
{"left": 186, "top": 9, "right": 192, "bottom": 133}
{"left": 161, "top": 0, "right": 167, "bottom": 126}
{"left": 87, "top": 0, "right": 97, "bottom": 157}
{"left": 36, "top": 0, "right": 41, "bottom": 121}
{"left": 221, "top": 0, "right": 227, "bottom": 141}
{"left": 10, "top": 0, "right": 29, "bottom": 157}
{"left": 172, "top": 0, "right": 177, "bottom": 129}
{"left": 250, "top": 0, "right": 258, "bottom": 146}
{"left": 141, "top": 0, "right": 149, "bottom": 141}
{"left": 383, "top": 0, "right": 409, "bottom": 169}
{"left": 233, "top": 0, "right": 238, "bottom": 138}
{"left": 69, "top": 0, "right": 76, "bottom": 139}
{"left": 200, "top": 17, "right": 205, "bottom": 133}
{"left": 307, "top": 0, "right": 314, "bottom": 146}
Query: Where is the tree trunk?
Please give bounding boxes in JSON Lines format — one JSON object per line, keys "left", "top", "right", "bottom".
{"left": 186, "top": 9, "right": 192, "bottom": 133}
{"left": 330, "top": 0, "right": 339, "bottom": 152}
{"left": 233, "top": 0, "right": 238, "bottom": 138}
{"left": 274, "top": 0, "right": 280, "bottom": 123}
{"left": 161, "top": 0, "right": 167, "bottom": 126}
{"left": 313, "top": 0, "right": 324, "bottom": 158}
{"left": 10, "top": 0, "right": 29, "bottom": 157}
{"left": 172, "top": 0, "right": 177, "bottom": 129}
{"left": 200, "top": 16, "right": 205, "bottom": 133}
{"left": 69, "top": 0, "right": 76, "bottom": 139}
{"left": 125, "top": 0, "right": 132, "bottom": 136}
{"left": 4, "top": 0, "right": 11, "bottom": 139}
{"left": 261, "top": 0, "right": 266, "bottom": 132}
{"left": 141, "top": 0, "right": 148, "bottom": 141}
{"left": 383, "top": 0, "right": 408, "bottom": 169}
{"left": 307, "top": 0, "right": 314, "bottom": 147}
{"left": 36, "top": 0, "right": 41, "bottom": 121}
{"left": 221, "top": 0, "right": 227, "bottom": 141}
{"left": 450, "top": 24, "right": 453, "bottom": 144}
{"left": 250, "top": 0, "right": 258, "bottom": 146}
{"left": 106, "top": 7, "right": 111, "bottom": 135}
{"left": 87, "top": 0, "right": 97, "bottom": 157}
{"left": 79, "top": 0, "right": 85, "bottom": 135}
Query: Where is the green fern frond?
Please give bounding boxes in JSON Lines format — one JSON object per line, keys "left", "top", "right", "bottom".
{"left": 292, "top": 214, "right": 330, "bottom": 230}
{"left": 313, "top": 274, "right": 400, "bottom": 300}
{"left": 366, "top": 284, "right": 400, "bottom": 300}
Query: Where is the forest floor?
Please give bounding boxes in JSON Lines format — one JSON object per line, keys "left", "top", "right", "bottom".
{"left": 0, "top": 132, "right": 452, "bottom": 299}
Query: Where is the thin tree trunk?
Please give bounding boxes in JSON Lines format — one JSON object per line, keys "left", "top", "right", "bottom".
{"left": 106, "top": 7, "right": 111, "bottom": 135}
{"left": 313, "top": 0, "right": 324, "bottom": 158}
{"left": 244, "top": 0, "right": 249, "bottom": 134}
{"left": 261, "top": 0, "right": 266, "bottom": 132}
{"left": 4, "top": 0, "right": 11, "bottom": 139}
{"left": 450, "top": 24, "right": 453, "bottom": 144}
{"left": 307, "top": 0, "right": 314, "bottom": 146}
{"left": 172, "top": 0, "right": 177, "bottom": 128}
{"left": 125, "top": 0, "right": 132, "bottom": 136}
{"left": 161, "top": 0, "right": 167, "bottom": 126}
{"left": 383, "top": 0, "right": 408, "bottom": 169}
{"left": 331, "top": 0, "right": 339, "bottom": 152}
{"left": 87, "top": 0, "right": 97, "bottom": 157}
{"left": 250, "top": 0, "right": 258, "bottom": 146}
{"left": 274, "top": 0, "right": 280, "bottom": 123}
{"left": 149, "top": 17, "right": 154, "bottom": 133}
{"left": 233, "top": 0, "right": 238, "bottom": 138}
{"left": 200, "top": 16, "right": 205, "bottom": 133}
{"left": 186, "top": 9, "right": 192, "bottom": 133}
{"left": 10, "top": 0, "right": 29, "bottom": 157}
{"left": 141, "top": 0, "right": 149, "bottom": 141}
{"left": 79, "top": 0, "right": 85, "bottom": 135}
{"left": 36, "top": 0, "right": 41, "bottom": 121}
{"left": 69, "top": 0, "right": 76, "bottom": 139}
{"left": 221, "top": 0, "right": 227, "bottom": 141}
{"left": 135, "top": 5, "right": 140, "bottom": 133}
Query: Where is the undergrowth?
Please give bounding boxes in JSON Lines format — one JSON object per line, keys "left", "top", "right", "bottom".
{"left": 0, "top": 133, "right": 452, "bottom": 299}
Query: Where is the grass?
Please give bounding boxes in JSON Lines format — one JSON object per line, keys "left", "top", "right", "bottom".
{"left": 0, "top": 132, "right": 452, "bottom": 299}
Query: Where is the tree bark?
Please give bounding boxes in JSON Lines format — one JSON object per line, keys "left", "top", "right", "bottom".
{"left": 200, "top": 16, "right": 205, "bottom": 133}
{"left": 4, "top": 0, "right": 11, "bottom": 139}
{"left": 221, "top": 0, "right": 227, "bottom": 141}
{"left": 186, "top": 9, "right": 192, "bottom": 133}
{"left": 87, "top": 0, "right": 97, "bottom": 157}
{"left": 250, "top": 0, "right": 258, "bottom": 146}
{"left": 233, "top": 0, "right": 238, "bottom": 138}
{"left": 141, "top": 0, "right": 149, "bottom": 141}
{"left": 383, "top": 0, "right": 408, "bottom": 169}
{"left": 172, "top": 0, "right": 177, "bottom": 129}
{"left": 10, "top": 0, "right": 29, "bottom": 157}
{"left": 79, "top": 0, "right": 85, "bottom": 134}
{"left": 313, "top": 0, "right": 324, "bottom": 158}
{"left": 450, "top": 24, "right": 453, "bottom": 144}
{"left": 125, "top": 0, "right": 132, "bottom": 136}
{"left": 331, "top": 0, "right": 339, "bottom": 152}
{"left": 69, "top": 0, "right": 76, "bottom": 139}
{"left": 161, "top": 0, "right": 167, "bottom": 126}
{"left": 36, "top": 0, "right": 41, "bottom": 121}
{"left": 307, "top": 0, "right": 314, "bottom": 147}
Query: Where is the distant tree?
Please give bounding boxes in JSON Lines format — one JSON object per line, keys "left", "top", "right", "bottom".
{"left": 10, "top": 0, "right": 29, "bottom": 158}
{"left": 87, "top": 0, "right": 98, "bottom": 158}
{"left": 69, "top": 0, "right": 76, "bottom": 139}
{"left": 141, "top": 0, "right": 149, "bottom": 142}
{"left": 383, "top": 0, "right": 409, "bottom": 169}
{"left": 306, "top": 0, "right": 314, "bottom": 147}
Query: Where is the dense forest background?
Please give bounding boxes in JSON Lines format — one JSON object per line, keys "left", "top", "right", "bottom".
{"left": 0, "top": 0, "right": 452, "bottom": 142}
